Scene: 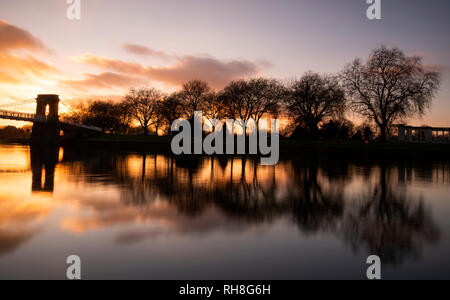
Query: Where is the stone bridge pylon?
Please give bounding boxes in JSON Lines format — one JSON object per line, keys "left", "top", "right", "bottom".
{"left": 29, "top": 94, "right": 102, "bottom": 144}
{"left": 31, "top": 95, "right": 61, "bottom": 144}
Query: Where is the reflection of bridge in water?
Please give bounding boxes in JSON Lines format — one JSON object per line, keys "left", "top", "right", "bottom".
{"left": 0, "top": 94, "right": 102, "bottom": 144}
{"left": 30, "top": 145, "right": 59, "bottom": 193}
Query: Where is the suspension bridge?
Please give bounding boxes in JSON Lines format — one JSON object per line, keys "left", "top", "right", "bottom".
{"left": 0, "top": 94, "right": 102, "bottom": 143}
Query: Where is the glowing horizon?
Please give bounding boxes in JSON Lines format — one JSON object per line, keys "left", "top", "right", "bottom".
{"left": 1, "top": 0, "right": 449, "bottom": 127}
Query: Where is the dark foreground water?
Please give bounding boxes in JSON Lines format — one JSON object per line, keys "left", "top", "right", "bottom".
{"left": 0, "top": 144, "right": 449, "bottom": 279}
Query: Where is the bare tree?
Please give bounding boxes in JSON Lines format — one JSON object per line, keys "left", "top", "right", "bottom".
{"left": 341, "top": 46, "right": 440, "bottom": 141}
{"left": 249, "top": 78, "right": 286, "bottom": 126}
{"left": 202, "top": 92, "right": 225, "bottom": 132}
{"left": 116, "top": 101, "right": 133, "bottom": 134}
{"left": 62, "top": 100, "right": 131, "bottom": 134}
{"left": 286, "top": 72, "right": 346, "bottom": 138}
{"left": 179, "top": 80, "right": 211, "bottom": 121}
{"left": 221, "top": 80, "right": 253, "bottom": 127}
{"left": 221, "top": 78, "right": 285, "bottom": 133}
{"left": 159, "top": 92, "right": 183, "bottom": 135}
{"left": 125, "top": 87, "right": 163, "bottom": 135}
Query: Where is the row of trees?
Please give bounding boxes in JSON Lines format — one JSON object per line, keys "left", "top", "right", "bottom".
{"left": 63, "top": 46, "right": 441, "bottom": 141}
{"left": 0, "top": 126, "right": 31, "bottom": 140}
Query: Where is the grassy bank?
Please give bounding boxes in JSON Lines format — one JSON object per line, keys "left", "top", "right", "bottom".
{"left": 60, "top": 135, "right": 450, "bottom": 160}
{"left": 3, "top": 135, "right": 449, "bottom": 160}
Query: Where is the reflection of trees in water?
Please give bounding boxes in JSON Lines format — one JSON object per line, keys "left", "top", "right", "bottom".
{"left": 341, "top": 165, "right": 440, "bottom": 265}
{"left": 213, "top": 158, "right": 285, "bottom": 223}
{"left": 121, "top": 156, "right": 285, "bottom": 221}
{"left": 286, "top": 158, "right": 345, "bottom": 234}
{"left": 60, "top": 149, "right": 443, "bottom": 266}
{"left": 0, "top": 229, "right": 39, "bottom": 255}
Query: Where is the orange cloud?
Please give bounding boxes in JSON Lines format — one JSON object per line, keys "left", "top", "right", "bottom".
{"left": 62, "top": 72, "right": 147, "bottom": 92}
{"left": 73, "top": 54, "right": 144, "bottom": 73}
{"left": 0, "top": 53, "right": 58, "bottom": 78}
{"left": 0, "top": 71, "right": 19, "bottom": 84}
{"left": 0, "top": 20, "right": 47, "bottom": 53}
{"left": 0, "top": 53, "right": 59, "bottom": 89}
{"left": 0, "top": 21, "right": 57, "bottom": 91}
{"left": 72, "top": 47, "right": 266, "bottom": 89}
{"left": 145, "top": 55, "right": 263, "bottom": 88}
{"left": 122, "top": 43, "right": 172, "bottom": 60}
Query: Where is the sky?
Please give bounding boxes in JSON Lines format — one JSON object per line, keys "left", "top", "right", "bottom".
{"left": 0, "top": 0, "right": 449, "bottom": 126}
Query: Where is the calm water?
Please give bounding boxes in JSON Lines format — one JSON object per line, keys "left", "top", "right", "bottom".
{"left": 0, "top": 144, "right": 449, "bottom": 280}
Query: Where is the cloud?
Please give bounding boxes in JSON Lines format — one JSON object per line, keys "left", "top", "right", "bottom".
{"left": 72, "top": 48, "right": 266, "bottom": 89}
{"left": 0, "top": 21, "right": 57, "bottom": 89}
{"left": 0, "top": 71, "right": 20, "bottom": 84}
{"left": 0, "top": 20, "right": 47, "bottom": 53}
{"left": 0, "top": 53, "right": 58, "bottom": 77}
{"left": 122, "top": 43, "right": 172, "bottom": 60}
{"left": 62, "top": 72, "right": 147, "bottom": 92}
{"left": 145, "top": 55, "right": 263, "bottom": 88}
{"left": 423, "top": 64, "right": 450, "bottom": 74}
{"left": 73, "top": 53, "right": 144, "bottom": 74}
{"left": 0, "top": 53, "right": 59, "bottom": 86}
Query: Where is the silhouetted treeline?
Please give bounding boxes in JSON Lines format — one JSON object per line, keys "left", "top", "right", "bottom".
{"left": 0, "top": 126, "right": 31, "bottom": 140}
{"left": 61, "top": 46, "right": 440, "bottom": 141}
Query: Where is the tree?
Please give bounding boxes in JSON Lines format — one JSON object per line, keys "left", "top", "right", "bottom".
{"left": 221, "top": 78, "right": 285, "bottom": 134}
{"left": 248, "top": 78, "right": 286, "bottom": 126}
{"left": 62, "top": 100, "right": 132, "bottom": 134}
{"left": 178, "top": 80, "right": 211, "bottom": 121}
{"left": 159, "top": 93, "right": 183, "bottom": 135}
{"left": 286, "top": 72, "right": 346, "bottom": 138}
{"left": 341, "top": 46, "right": 440, "bottom": 142}
{"left": 221, "top": 80, "right": 252, "bottom": 128}
{"left": 115, "top": 102, "right": 133, "bottom": 134}
{"left": 125, "top": 88, "right": 163, "bottom": 135}
{"left": 0, "top": 126, "right": 30, "bottom": 140}
{"left": 321, "top": 119, "right": 355, "bottom": 140}
{"left": 85, "top": 101, "right": 118, "bottom": 132}
{"left": 202, "top": 92, "right": 224, "bottom": 132}
{"left": 363, "top": 126, "right": 374, "bottom": 141}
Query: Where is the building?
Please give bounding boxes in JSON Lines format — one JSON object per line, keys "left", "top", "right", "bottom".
{"left": 397, "top": 125, "right": 450, "bottom": 143}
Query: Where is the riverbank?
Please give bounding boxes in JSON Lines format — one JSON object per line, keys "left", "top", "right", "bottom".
{"left": 3, "top": 135, "right": 450, "bottom": 160}
{"left": 71, "top": 135, "right": 450, "bottom": 160}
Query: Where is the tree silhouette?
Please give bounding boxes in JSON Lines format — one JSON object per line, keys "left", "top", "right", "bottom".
{"left": 159, "top": 92, "right": 183, "bottom": 135}
{"left": 341, "top": 165, "right": 441, "bottom": 265}
{"left": 286, "top": 72, "right": 346, "bottom": 138}
{"left": 341, "top": 46, "right": 440, "bottom": 141}
{"left": 202, "top": 92, "right": 225, "bottom": 132}
{"left": 221, "top": 78, "right": 285, "bottom": 135}
{"left": 178, "top": 80, "right": 212, "bottom": 121}
{"left": 125, "top": 87, "right": 164, "bottom": 135}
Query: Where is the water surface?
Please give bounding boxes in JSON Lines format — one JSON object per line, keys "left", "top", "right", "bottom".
{"left": 0, "top": 144, "right": 449, "bottom": 279}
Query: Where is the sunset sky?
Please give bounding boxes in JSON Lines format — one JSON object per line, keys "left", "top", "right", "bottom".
{"left": 0, "top": 0, "right": 449, "bottom": 126}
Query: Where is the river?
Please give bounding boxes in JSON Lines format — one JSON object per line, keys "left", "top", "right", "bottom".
{"left": 0, "top": 144, "right": 449, "bottom": 279}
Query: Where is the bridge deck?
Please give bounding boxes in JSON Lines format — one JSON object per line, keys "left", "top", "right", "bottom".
{"left": 60, "top": 121, "right": 102, "bottom": 132}
{"left": 0, "top": 109, "right": 102, "bottom": 132}
{"left": 0, "top": 109, "right": 46, "bottom": 123}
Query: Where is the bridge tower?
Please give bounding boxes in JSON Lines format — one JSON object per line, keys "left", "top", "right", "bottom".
{"left": 31, "top": 95, "right": 61, "bottom": 144}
